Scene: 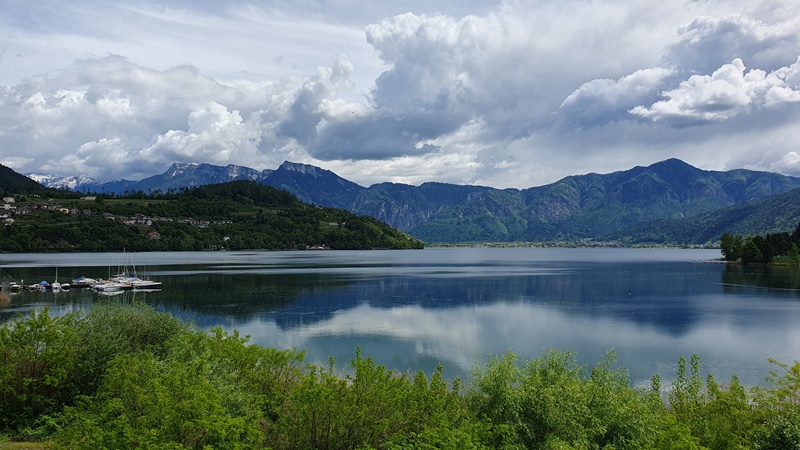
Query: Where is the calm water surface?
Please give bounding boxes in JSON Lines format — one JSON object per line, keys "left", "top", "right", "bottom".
{"left": 2, "top": 247, "right": 800, "bottom": 387}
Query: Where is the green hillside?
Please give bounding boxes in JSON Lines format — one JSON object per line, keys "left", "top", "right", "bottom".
{"left": 605, "top": 187, "right": 800, "bottom": 245}
{"left": 0, "top": 164, "right": 49, "bottom": 194}
{"left": 392, "top": 159, "right": 800, "bottom": 243}
{"left": 0, "top": 180, "right": 424, "bottom": 252}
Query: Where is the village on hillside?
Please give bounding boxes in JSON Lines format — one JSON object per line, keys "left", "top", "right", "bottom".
{"left": 1, "top": 196, "right": 232, "bottom": 234}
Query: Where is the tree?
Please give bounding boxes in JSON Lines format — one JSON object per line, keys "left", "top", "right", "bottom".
{"left": 766, "top": 232, "right": 791, "bottom": 257}
{"left": 741, "top": 237, "right": 763, "bottom": 265}
{"left": 789, "top": 243, "right": 800, "bottom": 266}
{"left": 720, "top": 233, "right": 741, "bottom": 261}
{"left": 753, "top": 235, "right": 773, "bottom": 264}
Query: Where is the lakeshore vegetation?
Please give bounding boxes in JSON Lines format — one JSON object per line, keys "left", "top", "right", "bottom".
{"left": 720, "top": 222, "right": 800, "bottom": 265}
{"left": 1, "top": 303, "right": 799, "bottom": 449}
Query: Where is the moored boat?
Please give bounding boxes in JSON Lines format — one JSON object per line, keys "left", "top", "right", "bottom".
{"left": 9, "top": 280, "right": 23, "bottom": 292}
{"left": 71, "top": 277, "right": 99, "bottom": 288}
{"left": 33, "top": 281, "right": 50, "bottom": 291}
{"left": 92, "top": 280, "right": 130, "bottom": 292}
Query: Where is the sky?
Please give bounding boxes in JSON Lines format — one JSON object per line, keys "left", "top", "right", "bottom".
{"left": 2, "top": 0, "right": 800, "bottom": 189}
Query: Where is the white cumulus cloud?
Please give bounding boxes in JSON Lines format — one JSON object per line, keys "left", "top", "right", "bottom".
{"left": 631, "top": 57, "right": 800, "bottom": 126}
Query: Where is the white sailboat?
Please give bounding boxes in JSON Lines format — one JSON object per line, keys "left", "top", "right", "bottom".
{"left": 52, "top": 267, "right": 61, "bottom": 291}
{"left": 51, "top": 267, "right": 71, "bottom": 291}
{"left": 110, "top": 251, "right": 163, "bottom": 290}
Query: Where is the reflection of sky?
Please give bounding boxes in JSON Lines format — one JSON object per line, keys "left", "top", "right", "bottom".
{"left": 229, "top": 296, "right": 800, "bottom": 387}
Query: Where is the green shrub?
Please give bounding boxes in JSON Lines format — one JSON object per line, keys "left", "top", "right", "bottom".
{"left": 468, "top": 349, "right": 658, "bottom": 449}
{"left": 56, "top": 345, "right": 264, "bottom": 449}
{"left": 0, "top": 309, "right": 79, "bottom": 431}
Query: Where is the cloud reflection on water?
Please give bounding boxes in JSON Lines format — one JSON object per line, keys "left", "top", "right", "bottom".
{"left": 233, "top": 294, "right": 800, "bottom": 387}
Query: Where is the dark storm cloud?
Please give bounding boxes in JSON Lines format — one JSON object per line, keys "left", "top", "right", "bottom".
{"left": 310, "top": 111, "right": 467, "bottom": 160}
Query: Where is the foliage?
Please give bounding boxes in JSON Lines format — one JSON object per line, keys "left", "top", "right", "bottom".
{"left": 667, "top": 354, "right": 758, "bottom": 449}
{"left": 468, "top": 349, "right": 658, "bottom": 449}
{"left": 0, "top": 181, "right": 423, "bottom": 252}
{"left": 4, "top": 305, "right": 800, "bottom": 448}
{"left": 0, "top": 309, "right": 79, "bottom": 431}
{"left": 268, "top": 348, "right": 477, "bottom": 450}
{"left": 0, "top": 304, "right": 184, "bottom": 435}
{"left": 720, "top": 233, "right": 741, "bottom": 261}
{"left": 56, "top": 350, "right": 265, "bottom": 449}
{"left": 718, "top": 222, "right": 800, "bottom": 265}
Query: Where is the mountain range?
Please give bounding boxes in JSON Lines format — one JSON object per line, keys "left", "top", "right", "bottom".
{"left": 24, "top": 159, "right": 800, "bottom": 244}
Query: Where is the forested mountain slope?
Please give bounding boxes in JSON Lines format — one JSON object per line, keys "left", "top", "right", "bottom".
{"left": 28, "top": 158, "right": 800, "bottom": 244}
{"left": 0, "top": 179, "right": 423, "bottom": 252}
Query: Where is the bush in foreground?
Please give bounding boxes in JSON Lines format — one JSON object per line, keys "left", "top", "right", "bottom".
{"left": 1, "top": 303, "right": 800, "bottom": 449}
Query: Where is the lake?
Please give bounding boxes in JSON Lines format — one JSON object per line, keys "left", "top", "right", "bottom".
{"left": 2, "top": 247, "right": 800, "bottom": 387}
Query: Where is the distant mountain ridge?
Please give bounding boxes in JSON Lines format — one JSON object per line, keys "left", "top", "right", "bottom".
{"left": 28, "top": 162, "right": 271, "bottom": 194}
{"left": 26, "top": 173, "right": 102, "bottom": 191}
{"left": 28, "top": 159, "right": 800, "bottom": 244}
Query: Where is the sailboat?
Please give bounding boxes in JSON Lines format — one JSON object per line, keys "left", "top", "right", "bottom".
{"left": 104, "top": 251, "right": 163, "bottom": 291}
{"left": 52, "top": 267, "right": 70, "bottom": 291}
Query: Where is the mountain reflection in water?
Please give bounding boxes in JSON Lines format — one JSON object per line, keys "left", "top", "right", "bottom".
{"left": 2, "top": 248, "right": 799, "bottom": 387}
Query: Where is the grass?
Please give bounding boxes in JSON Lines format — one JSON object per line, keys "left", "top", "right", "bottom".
{"left": 0, "top": 443, "right": 52, "bottom": 450}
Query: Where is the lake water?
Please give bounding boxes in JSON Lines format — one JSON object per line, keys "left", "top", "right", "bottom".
{"left": 2, "top": 247, "right": 800, "bottom": 387}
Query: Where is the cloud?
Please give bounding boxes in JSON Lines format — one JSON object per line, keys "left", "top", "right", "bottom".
{"left": 3, "top": 0, "right": 800, "bottom": 189}
{"left": 769, "top": 151, "right": 800, "bottom": 173}
{"left": 665, "top": 4, "right": 800, "bottom": 74}
{"left": 559, "top": 67, "right": 677, "bottom": 126}
{"left": 630, "top": 57, "right": 800, "bottom": 126}
{"left": 559, "top": 1, "right": 800, "bottom": 128}
{"left": 140, "top": 102, "right": 262, "bottom": 166}
{"left": 0, "top": 55, "right": 313, "bottom": 179}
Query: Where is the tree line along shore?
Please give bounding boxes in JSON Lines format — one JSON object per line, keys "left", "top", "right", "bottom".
{"left": 720, "top": 222, "right": 800, "bottom": 265}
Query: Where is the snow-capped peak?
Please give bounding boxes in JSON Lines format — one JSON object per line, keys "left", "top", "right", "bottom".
{"left": 27, "top": 173, "right": 101, "bottom": 190}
